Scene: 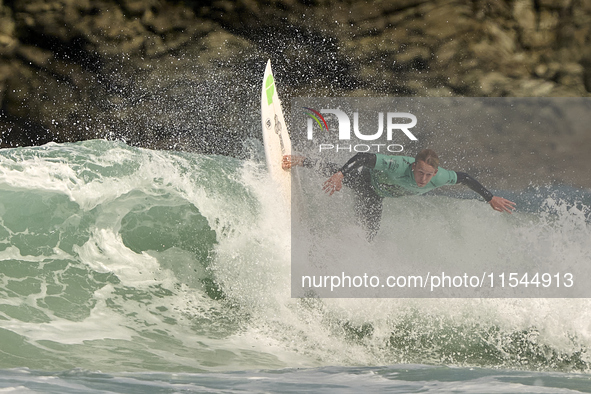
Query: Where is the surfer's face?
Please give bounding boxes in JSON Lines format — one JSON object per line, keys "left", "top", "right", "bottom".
{"left": 412, "top": 160, "right": 438, "bottom": 187}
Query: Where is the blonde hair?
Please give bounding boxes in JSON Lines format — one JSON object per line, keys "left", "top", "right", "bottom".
{"left": 415, "top": 149, "right": 439, "bottom": 169}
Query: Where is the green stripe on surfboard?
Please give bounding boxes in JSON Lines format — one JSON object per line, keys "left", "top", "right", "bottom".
{"left": 265, "top": 74, "right": 275, "bottom": 105}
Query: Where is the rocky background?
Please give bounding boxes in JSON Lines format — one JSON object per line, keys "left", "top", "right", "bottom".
{"left": 0, "top": 0, "right": 590, "bottom": 189}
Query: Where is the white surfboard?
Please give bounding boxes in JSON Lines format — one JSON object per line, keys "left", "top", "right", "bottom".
{"left": 261, "top": 59, "right": 292, "bottom": 207}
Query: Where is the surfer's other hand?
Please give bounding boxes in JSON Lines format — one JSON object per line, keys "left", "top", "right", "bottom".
{"left": 323, "top": 172, "right": 344, "bottom": 196}
{"left": 282, "top": 155, "right": 304, "bottom": 170}
{"left": 489, "top": 196, "right": 516, "bottom": 214}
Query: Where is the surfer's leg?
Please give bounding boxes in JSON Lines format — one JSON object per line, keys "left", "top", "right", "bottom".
{"left": 354, "top": 192, "right": 383, "bottom": 242}
{"left": 347, "top": 168, "right": 383, "bottom": 242}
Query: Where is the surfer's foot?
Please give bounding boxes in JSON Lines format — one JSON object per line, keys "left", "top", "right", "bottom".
{"left": 282, "top": 155, "right": 305, "bottom": 170}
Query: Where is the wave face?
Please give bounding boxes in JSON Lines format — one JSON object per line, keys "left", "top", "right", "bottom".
{"left": 0, "top": 140, "right": 590, "bottom": 373}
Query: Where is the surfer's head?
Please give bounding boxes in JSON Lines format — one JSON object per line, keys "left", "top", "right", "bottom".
{"left": 415, "top": 149, "right": 439, "bottom": 169}
{"left": 412, "top": 149, "right": 439, "bottom": 187}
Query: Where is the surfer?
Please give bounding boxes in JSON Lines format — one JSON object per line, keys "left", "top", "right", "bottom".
{"left": 282, "top": 149, "right": 516, "bottom": 241}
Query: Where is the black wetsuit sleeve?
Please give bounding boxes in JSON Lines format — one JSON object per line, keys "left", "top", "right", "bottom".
{"left": 456, "top": 172, "right": 494, "bottom": 202}
{"left": 302, "top": 157, "right": 341, "bottom": 176}
{"left": 302, "top": 153, "right": 376, "bottom": 177}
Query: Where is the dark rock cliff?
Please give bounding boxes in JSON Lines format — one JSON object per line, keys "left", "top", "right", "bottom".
{"left": 0, "top": 0, "right": 590, "bottom": 187}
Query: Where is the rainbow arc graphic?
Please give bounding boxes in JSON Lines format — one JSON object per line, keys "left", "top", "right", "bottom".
{"left": 303, "top": 107, "right": 329, "bottom": 132}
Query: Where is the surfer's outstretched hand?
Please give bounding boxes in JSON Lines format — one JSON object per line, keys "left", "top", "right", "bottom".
{"left": 323, "top": 172, "right": 344, "bottom": 196}
{"left": 282, "top": 155, "right": 304, "bottom": 170}
{"left": 489, "top": 196, "right": 516, "bottom": 214}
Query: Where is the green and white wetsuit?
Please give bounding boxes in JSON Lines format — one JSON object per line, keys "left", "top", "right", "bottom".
{"left": 370, "top": 154, "right": 457, "bottom": 198}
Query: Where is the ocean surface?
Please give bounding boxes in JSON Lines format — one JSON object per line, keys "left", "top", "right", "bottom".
{"left": 0, "top": 139, "right": 590, "bottom": 393}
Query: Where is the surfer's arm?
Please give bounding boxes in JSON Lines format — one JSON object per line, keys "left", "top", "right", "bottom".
{"left": 456, "top": 172, "right": 515, "bottom": 214}
{"left": 302, "top": 157, "right": 341, "bottom": 176}
{"left": 455, "top": 172, "right": 494, "bottom": 202}
{"left": 283, "top": 155, "right": 342, "bottom": 176}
